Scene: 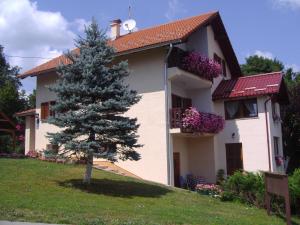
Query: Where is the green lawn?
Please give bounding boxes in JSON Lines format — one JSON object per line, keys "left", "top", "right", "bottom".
{"left": 0, "top": 159, "right": 299, "bottom": 225}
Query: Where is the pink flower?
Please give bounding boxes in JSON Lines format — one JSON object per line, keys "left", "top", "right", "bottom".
{"left": 182, "top": 52, "right": 222, "bottom": 80}
{"left": 16, "top": 124, "right": 22, "bottom": 131}
{"left": 182, "top": 107, "right": 225, "bottom": 134}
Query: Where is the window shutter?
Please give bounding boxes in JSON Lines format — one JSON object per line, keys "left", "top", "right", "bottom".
{"left": 41, "top": 102, "right": 49, "bottom": 120}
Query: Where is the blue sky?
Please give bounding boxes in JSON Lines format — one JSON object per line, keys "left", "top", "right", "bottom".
{"left": 0, "top": 0, "right": 299, "bottom": 93}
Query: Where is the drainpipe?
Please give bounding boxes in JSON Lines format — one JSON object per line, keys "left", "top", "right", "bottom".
{"left": 164, "top": 43, "right": 173, "bottom": 185}
{"left": 264, "top": 96, "right": 272, "bottom": 172}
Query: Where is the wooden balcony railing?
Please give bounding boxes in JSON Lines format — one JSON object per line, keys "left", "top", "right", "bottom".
{"left": 170, "top": 108, "right": 184, "bottom": 129}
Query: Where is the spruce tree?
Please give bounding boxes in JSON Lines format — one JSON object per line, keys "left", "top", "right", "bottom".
{"left": 47, "top": 20, "right": 141, "bottom": 184}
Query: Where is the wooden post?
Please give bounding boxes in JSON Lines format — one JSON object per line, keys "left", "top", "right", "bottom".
{"left": 264, "top": 172, "right": 291, "bottom": 225}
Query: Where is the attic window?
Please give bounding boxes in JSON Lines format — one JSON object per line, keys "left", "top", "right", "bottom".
{"left": 214, "top": 53, "right": 227, "bottom": 77}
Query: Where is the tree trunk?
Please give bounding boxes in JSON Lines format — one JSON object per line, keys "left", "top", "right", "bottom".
{"left": 83, "top": 152, "right": 93, "bottom": 184}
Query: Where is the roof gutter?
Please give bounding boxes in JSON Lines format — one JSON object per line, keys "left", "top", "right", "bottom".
{"left": 19, "top": 40, "right": 183, "bottom": 79}
{"left": 264, "top": 96, "right": 273, "bottom": 172}
{"left": 164, "top": 43, "right": 173, "bottom": 186}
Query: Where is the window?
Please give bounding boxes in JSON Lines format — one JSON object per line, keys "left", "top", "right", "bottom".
{"left": 41, "top": 101, "right": 56, "bottom": 120}
{"left": 222, "top": 59, "right": 227, "bottom": 77}
{"left": 272, "top": 101, "right": 280, "bottom": 121}
{"left": 41, "top": 102, "right": 49, "bottom": 120}
{"left": 214, "top": 53, "right": 227, "bottom": 77}
{"left": 274, "top": 137, "right": 280, "bottom": 155}
{"left": 171, "top": 94, "right": 192, "bottom": 109}
{"left": 225, "top": 98, "right": 258, "bottom": 120}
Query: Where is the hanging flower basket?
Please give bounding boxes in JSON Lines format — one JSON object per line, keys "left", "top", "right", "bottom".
{"left": 181, "top": 52, "right": 222, "bottom": 80}
{"left": 182, "top": 107, "right": 225, "bottom": 134}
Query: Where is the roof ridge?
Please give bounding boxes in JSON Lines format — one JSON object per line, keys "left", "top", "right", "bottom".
{"left": 124, "top": 11, "right": 218, "bottom": 34}
{"left": 240, "top": 71, "right": 283, "bottom": 78}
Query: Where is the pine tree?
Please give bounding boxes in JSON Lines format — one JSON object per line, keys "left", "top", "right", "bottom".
{"left": 47, "top": 20, "right": 141, "bottom": 184}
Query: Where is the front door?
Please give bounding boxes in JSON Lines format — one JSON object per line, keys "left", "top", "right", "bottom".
{"left": 226, "top": 143, "right": 243, "bottom": 176}
{"left": 173, "top": 152, "right": 180, "bottom": 187}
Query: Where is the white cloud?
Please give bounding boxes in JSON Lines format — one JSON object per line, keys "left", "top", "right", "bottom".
{"left": 272, "top": 0, "right": 300, "bottom": 9}
{"left": 164, "top": 0, "right": 187, "bottom": 21}
{"left": 73, "top": 18, "right": 91, "bottom": 33}
{"left": 286, "top": 64, "right": 300, "bottom": 72}
{"left": 254, "top": 50, "right": 274, "bottom": 59}
{"left": 0, "top": 0, "right": 92, "bottom": 93}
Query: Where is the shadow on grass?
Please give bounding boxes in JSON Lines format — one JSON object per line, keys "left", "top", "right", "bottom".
{"left": 58, "top": 178, "right": 173, "bottom": 198}
{"left": 277, "top": 213, "right": 300, "bottom": 225}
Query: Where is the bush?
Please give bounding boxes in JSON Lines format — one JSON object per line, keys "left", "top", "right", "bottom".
{"left": 221, "top": 170, "right": 300, "bottom": 215}
{"left": 289, "top": 168, "right": 300, "bottom": 214}
{"left": 221, "top": 171, "right": 265, "bottom": 207}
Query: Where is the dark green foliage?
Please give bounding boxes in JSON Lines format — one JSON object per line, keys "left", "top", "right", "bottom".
{"left": 221, "top": 171, "right": 265, "bottom": 207}
{"left": 47, "top": 20, "right": 141, "bottom": 167}
{"left": 241, "top": 55, "right": 284, "bottom": 75}
{"left": 289, "top": 169, "right": 300, "bottom": 214}
{"left": 0, "top": 45, "right": 28, "bottom": 118}
{"left": 216, "top": 169, "right": 225, "bottom": 185}
{"left": 27, "top": 89, "right": 36, "bottom": 109}
{"left": 221, "top": 170, "right": 300, "bottom": 215}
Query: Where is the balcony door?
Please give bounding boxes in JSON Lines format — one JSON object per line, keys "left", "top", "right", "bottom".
{"left": 172, "top": 94, "right": 192, "bottom": 109}
{"left": 226, "top": 143, "right": 243, "bottom": 176}
{"left": 173, "top": 152, "right": 180, "bottom": 187}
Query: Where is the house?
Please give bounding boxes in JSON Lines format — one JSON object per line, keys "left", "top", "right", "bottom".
{"left": 16, "top": 11, "right": 288, "bottom": 186}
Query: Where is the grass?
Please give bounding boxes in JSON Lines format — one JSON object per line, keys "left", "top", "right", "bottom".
{"left": 0, "top": 159, "right": 299, "bottom": 225}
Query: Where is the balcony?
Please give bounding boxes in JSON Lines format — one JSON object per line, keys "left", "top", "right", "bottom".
{"left": 170, "top": 107, "right": 225, "bottom": 136}
{"left": 168, "top": 48, "right": 221, "bottom": 82}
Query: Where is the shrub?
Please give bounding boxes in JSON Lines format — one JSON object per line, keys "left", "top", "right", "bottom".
{"left": 216, "top": 169, "right": 225, "bottom": 185}
{"left": 221, "top": 171, "right": 265, "bottom": 207}
{"left": 289, "top": 168, "right": 300, "bottom": 214}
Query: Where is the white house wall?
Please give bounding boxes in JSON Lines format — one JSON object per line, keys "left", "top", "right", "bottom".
{"left": 35, "top": 73, "right": 60, "bottom": 151}
{"left": 214, "top": 96, "right": 274, "bottom": 174}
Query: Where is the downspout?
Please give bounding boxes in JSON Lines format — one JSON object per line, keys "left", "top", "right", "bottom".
{"left": 164, "top": 43, "right": 173, "bottom": 185}
{"left": 264, "top": 96, "right": 272, "bottom": 172}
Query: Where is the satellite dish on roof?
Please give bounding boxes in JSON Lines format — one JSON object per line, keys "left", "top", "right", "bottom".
{"left": 122, "top": 19, "right": 136, "bottom": 33}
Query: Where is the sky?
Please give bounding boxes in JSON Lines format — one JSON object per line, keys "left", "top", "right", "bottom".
{"left": 0, "top": 0, "right": 299, "bottom": 94}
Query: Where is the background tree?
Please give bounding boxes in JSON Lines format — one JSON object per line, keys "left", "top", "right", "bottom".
{"left": 47, "top": 20, "right": 141, "bottom": 184}
{"left": 241, "top": 55, "right": 300, "bottom": 173}
{"left": 0, "top": 45, "right": 27, "bottom": 118}
{"left": 241, "top": 55, "right": 284, "bottom": 75}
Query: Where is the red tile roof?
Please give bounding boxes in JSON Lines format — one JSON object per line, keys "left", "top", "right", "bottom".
{"left": 18, "top": 11, "right": 218, "bottom": 78}
{"left": 15, "top": 109, "right": 36, "bottom": 117}
{"left": 212, "top": 72, "right": 284, "bottom": 100}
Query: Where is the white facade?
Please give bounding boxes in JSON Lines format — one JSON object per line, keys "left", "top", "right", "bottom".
{"left": 22, "top": 24, "right": 285, "bottom": 186}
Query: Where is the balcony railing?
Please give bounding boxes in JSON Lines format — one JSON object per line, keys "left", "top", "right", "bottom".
{"left": 170, "top": 107, "right": 225, "bottom": 134}
{"left": 168, "top": 48, "right": 221, "bottom": 81}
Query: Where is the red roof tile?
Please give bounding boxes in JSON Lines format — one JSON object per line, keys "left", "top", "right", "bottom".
{"left": 15, "top": 109, "right": 36, "bottom": 117}
{"left": 18, "top": 11, "right": 218, "bottom": 78}
{"left": 212, "top": 72, "right": 284, "bottom": 100}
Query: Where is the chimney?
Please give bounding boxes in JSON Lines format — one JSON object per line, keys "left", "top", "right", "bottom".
{"left": 110, "top": 19, "right": 122, "bottom": 40}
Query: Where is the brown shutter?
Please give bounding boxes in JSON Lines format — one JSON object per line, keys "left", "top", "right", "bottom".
{"left": 41, "top": 102, "right": 49, "bottom": 120}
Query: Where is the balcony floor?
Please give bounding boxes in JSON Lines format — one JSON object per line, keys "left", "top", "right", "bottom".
{"left": 170, "top": 128, "right": 215, "bottom": 138}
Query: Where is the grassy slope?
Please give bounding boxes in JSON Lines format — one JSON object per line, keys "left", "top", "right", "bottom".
{"left": 0, "top": 159, "right": 298, "bottom": 225}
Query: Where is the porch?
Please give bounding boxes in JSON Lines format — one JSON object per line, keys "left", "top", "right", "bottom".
{"left": 171, "top": 135, "right": 216, "bottom": 187}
